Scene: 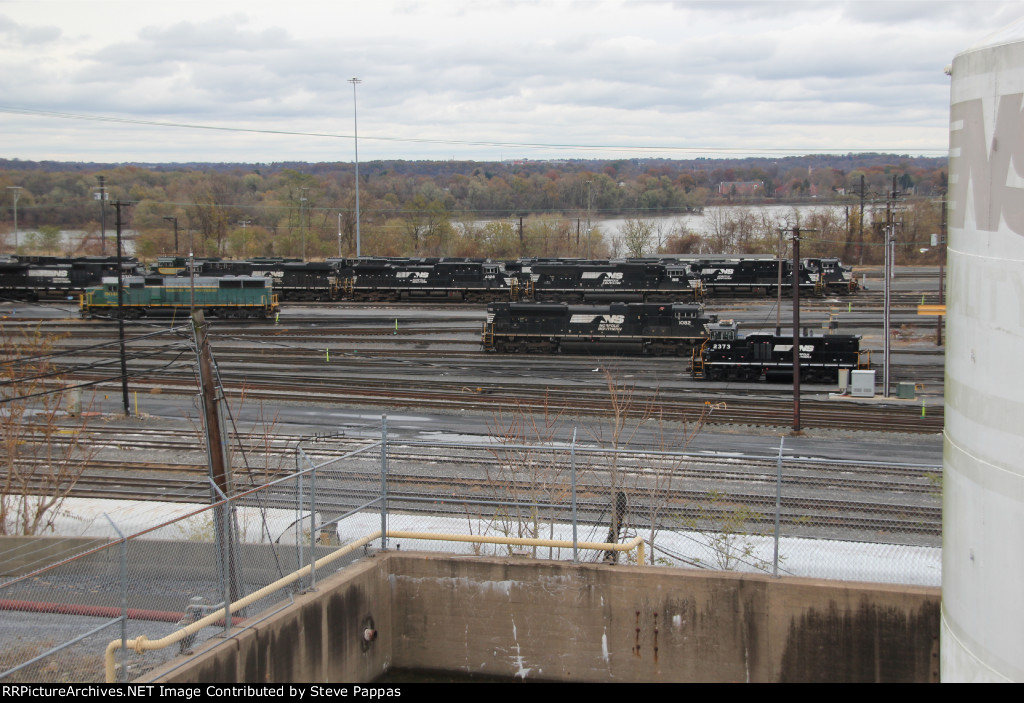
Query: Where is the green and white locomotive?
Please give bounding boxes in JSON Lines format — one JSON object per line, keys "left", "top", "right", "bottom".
{"left": 80, "top": 275, "right": 280, "bottom": 319}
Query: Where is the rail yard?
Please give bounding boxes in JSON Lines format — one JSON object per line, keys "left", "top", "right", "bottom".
{"left": 1, "top": 265, "right": 944, "bottom": 549}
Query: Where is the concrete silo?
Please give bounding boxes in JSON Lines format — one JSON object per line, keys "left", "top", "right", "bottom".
{"left": 943, "top": 20, "right": 1024, "bottom": 682}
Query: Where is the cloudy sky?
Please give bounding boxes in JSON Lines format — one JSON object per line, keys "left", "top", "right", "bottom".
{"left": 0, "top": 0, "right": 1021, "bottom": 164}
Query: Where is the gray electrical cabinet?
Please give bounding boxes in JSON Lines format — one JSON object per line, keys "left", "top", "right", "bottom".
{"left": 850, "top": 370, "right": 875, "bottom": 397}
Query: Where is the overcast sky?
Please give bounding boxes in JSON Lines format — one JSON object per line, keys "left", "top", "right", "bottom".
{"left": 1, "top": 0, "right": 1021, "bottom": 164}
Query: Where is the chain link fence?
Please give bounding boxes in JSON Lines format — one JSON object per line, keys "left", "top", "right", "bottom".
{"left": 0, "top": 417, "right": 941, "bottom": 683}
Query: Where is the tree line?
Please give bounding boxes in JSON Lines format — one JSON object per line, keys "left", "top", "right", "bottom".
{"left": 0, "top": 155, "right": 947, "bottom": 265}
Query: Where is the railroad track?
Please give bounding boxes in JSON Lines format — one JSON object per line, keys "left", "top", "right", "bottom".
{"left": 13, "top": 299, "right": 946, "bottom": 435}
{"left": 11, "top": 420, "right": 941, "bottom": 544}
{"left": 20, "top": 463, "right": 940, "bottom": 541}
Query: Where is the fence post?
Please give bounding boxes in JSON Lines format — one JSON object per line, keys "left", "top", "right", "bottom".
{"left": 222, "top": 498, "right": 232, "bottom": 633}
{"left": 773, "top": 437, "right": 785, "bottom": 578}
{"left": 103, "top": 514, "right": 128, "bottom": 682}
{"left": 380, "top": 414, "right": 388, "bottom": 551}
{"left": 207, "top": 479, "right": 232, "bottom": 635}
{"left": 295, "top": 452, "right": 305, "bottom": 584}
{"left": 303, "top": 447, "right": 318, "bottom": 590}
{"left": 570, "top": 427, "right": 578, "bottom": 564}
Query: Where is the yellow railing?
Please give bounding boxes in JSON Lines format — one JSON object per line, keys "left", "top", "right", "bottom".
{"left": 103, "top": 530, "right": 645, "bottom": 682}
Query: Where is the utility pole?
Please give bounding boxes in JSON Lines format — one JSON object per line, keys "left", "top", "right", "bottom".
{"left": 585, "top": 180, "right": 593, "bottom": 259}
{"left": 114, "top": 201, "right": 132, "bottom": 416}
{"left": 937, "top": 191, "right": 947, "bottom": 346}
{"left": 858, "top": 174, "right": 865, "bottom": 265}
{"left": 776, "top": 227, "right": 784, "bottom": 335}
{"left": 883, "top": 176, "right": 900, "bottom": 398}
{"left": 790, "top": 225, "right": 803, "bottom": 433}
{"left": 97, "top": 176, "right": 108, "bottom": 256}
{"left": 299, "top": 188, "right": 308, "bottom": 260}
{"left": 188, "top": 226, "right": 195, "bottom": 311}
{"left": 238, "top": 220, "right": 251, "bottom": 258}
{"left": 6, "top": 186, "right": 20, "bottom": 252}
{"left": 191, "top": 309, "right": 241, "bottom": 606}
{"left": 163, "top": 216, "right": 179, "bottom": 255}
{"left": 192, "top": 311, "right": 233, "bottom": 501}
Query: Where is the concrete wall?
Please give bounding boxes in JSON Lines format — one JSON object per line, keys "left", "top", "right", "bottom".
{"left": 152, "top": 556, "right": 394, "bottom": 684}
{"left": 151, "top": 552, "right": 939, "bottom": 683}
{"left": 0, "top": 537, "right": 109, "bottom": 576}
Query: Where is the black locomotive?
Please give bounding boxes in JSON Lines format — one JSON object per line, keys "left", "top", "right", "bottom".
{"left": 802, "top": 257, "right": 858, "bottom": 294}
{"left": 0, "top": 256, "right": 143, "bottom": 300}
{"left": 525, "top": 260, "right": 701, "bottom": 302}
{"left": 694, "top": 320, "right": 864, "bottom": 382}
{"left": 339, "top": 258, "right": 519, "bottom": 302}
{"left": 1, "top": 254, "right": 857, "bottom": 305}
{"left": 482, "top": 301, "right": 712, "bottom": 356}
{"left": 482, "top": 302, "right": 867, "bottom": 384}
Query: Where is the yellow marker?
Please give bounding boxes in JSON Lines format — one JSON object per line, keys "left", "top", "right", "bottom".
{"left": 848, "top": 302, "right": 851, "bottom": 313}
{"left": 326, "top": 348, "right": 330, "bottom": 362}
{"left": 922, "top": 399, "right": 926, "bottom": 418}
{"left": 394, "top": 318, "right": 398, "bottom": 335}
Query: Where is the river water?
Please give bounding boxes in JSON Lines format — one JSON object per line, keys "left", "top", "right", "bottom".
{"left": 591, "top": 203, "right": 862, "bottom": 241}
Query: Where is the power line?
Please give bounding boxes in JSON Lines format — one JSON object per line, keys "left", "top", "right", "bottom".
{"left": 0, "top": 105, "right": 949, "bottom": 156}
{"left": 0, "top": 324, "right": 191, "bottom": 368}
{"left": 0, "top": 351, "right": 193, "bottom": 405}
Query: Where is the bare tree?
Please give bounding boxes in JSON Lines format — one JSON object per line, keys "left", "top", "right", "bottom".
{"left": 484, "top": 395, "right": 572, "bottom": 558}
{"left": 586, "top": 368, "right": 709, "bottom": 564}
{"left": 621, "top": 218, "right": 655, "bottom": 257}
{"left": 0, "top": 326, "right": 95, "bottom": 535}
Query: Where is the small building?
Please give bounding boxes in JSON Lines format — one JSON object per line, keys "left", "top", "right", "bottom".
{"left": 718, "top": 181, "right": 764, "bottom": 197}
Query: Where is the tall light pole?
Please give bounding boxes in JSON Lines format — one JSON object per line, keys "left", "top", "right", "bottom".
{"left": 349, "top": 77, "right": 362, "bottom": 258}
{"left": 338, "top": 211, "right": 343, "bottom": 257}
{"left": 7, "top": 186, "right": 20, "bottom": 253}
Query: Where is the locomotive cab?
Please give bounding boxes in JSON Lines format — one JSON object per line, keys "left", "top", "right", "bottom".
{"left": 708, "top": 321, "right": 738, "bottom": 342}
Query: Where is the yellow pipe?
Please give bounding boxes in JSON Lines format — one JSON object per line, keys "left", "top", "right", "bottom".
{"left": 104, "top": 531, "right": 382, "bottom": 682}
{"left": 386, "top": 530, "right": 644, "bottom": 564}
{"left": 103, "top": 530, "right": 644, "bottom": 681}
